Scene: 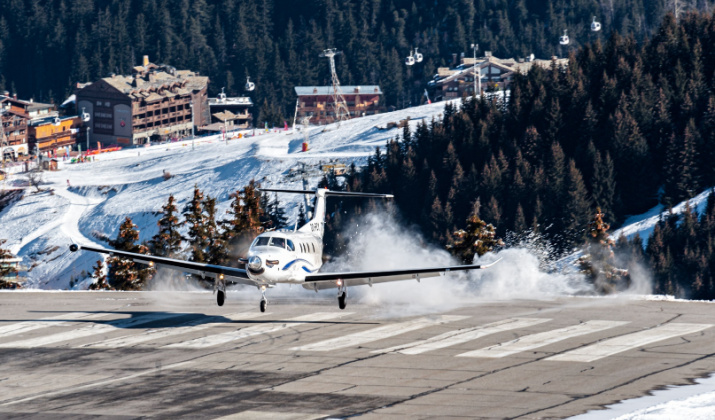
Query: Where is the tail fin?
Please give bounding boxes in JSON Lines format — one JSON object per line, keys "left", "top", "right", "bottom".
{"left": 259, "top": 188, "right": 393, "bottom": 238}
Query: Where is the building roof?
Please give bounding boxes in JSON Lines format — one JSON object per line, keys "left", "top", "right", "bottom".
{"left": 212, "top": 111, "right": 237, "bottom": 122}
{"left": 97, "top": 62, "right": 208, "bottom": 99}
{"left": 431, "top": 55, "right": 569, "bottom": 86}
{"left": 0, "top": 96, "right": 54, "bottom": 112}
{"left": 294, "top": 86, "right": 382, "bottom": 96}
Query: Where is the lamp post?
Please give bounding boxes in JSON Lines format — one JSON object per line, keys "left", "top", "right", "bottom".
{"left": 471, "top": 43, "right": 480, "bottom": 97}
{"left": 189, "top": 101, "right": 195, "bottom": 150}
{"left": 81, "top": 107, "right": 91, "bottom": 152}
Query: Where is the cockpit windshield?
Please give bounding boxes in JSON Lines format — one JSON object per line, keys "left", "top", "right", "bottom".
{"left": 252, "top": 236, "right": 293, "bottom": 250}
{"left": 254, "top": 237, "right": 270, "bottom": 247}
{"left": 270, "top": 237, "right": 286, "bottom": 248}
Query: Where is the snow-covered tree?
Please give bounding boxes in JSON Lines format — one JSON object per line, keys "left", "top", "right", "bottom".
{"left": 108, "top": 217, "right": 153, "bottom": 290}
{"left": 578, "top": 208, "right": 630, "bottom": 293}
{"left": 0, "top": 239, "right": 17, "bottom": 289}
{"left": 446, "top": 201, "right": 503, "bottom": 264}
{"left": 183, "top": 186, "right": 209, "bottom": 263}
{"left": 88, "top": 259, "right": 109, "bottom": 290}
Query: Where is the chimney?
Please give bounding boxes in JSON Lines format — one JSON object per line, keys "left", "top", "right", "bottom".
{"left": 13, "top": 93, "right": 17, "bottom": 100}
{"left": 354, "top": 86, "right": 360, "bottom": 93}
{"left": 452, "top": 53, "right": 457, "bottom": 66}
{"left": 485, "top": 51, "right": 492, "bottom": 57}
{"left": 143, "top": 55, "right": 149, "bottom": 67}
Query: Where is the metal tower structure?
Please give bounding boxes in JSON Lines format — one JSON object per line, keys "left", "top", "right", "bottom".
{"left": 319, "top": 49, "right": 350, "bottom": 125}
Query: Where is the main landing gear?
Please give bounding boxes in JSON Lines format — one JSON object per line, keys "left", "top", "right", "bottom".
{"left": 337, "top": 280, "right": 347, "bottom": 310}
{"left": 215, "top": 275, "right": 226, "bottom": 307}
{"left": 260, "top": 285, "right": 268, "bottom": 313}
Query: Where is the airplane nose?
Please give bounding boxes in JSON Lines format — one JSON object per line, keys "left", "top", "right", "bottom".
{"left": 248, "top": 256, "right": 262, "bottom": 271}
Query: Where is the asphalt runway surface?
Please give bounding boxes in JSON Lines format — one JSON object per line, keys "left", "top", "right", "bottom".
{"left": 1, "top": 291, "right": 715, "bottom": 419}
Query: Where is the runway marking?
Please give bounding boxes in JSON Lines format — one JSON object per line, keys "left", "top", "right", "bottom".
{"left": 0, "top": 360, "right": 194, "bottom": 407}
{"left": 212, "top": 411, "right": 326, "bottom": 420}
{"left": 292, "top": 315, "right": 469, "bottom": 352}
{"left": 456, "top": 320, "right": 629, "bottom": 358}
{"left": 547, "top": 322, "right": 713, "bottom": 362}
{"left": 0, "top": 312, "right": 185, "bottom": 348}
{"left": 0, "top": 312, "right": 109, "bottom": 338}
{"left": 81, "top": 312, "right": 267, "bottom": 348}
{"left": 164, "top": 312, "right": 350, "bottom": 349}
{"left": 372, "top": 318, "right": 550, "bottom": 355}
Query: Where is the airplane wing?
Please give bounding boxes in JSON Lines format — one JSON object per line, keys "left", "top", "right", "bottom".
{"left": 69, "top": 244, "right": 258, "bottom": 287}
{"left": 302, "top": 258, "right": 502, "bottom": 290}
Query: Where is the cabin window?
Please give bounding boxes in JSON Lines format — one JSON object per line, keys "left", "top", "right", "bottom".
{"left": 311, "top": 243, "right": 316, "bottom": 253}
{"left": 270, "top": 237, "right": 286, "bottom": 248}
{"left": 286, "top": 239, "right": 295, "bottom": 252}
{"left": 254, "top": 237, "right": 270, "bottom": 247}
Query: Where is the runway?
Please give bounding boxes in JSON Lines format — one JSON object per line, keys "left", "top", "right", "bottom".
{"left": 1, "top": 292, "right": 714, "bottom": 419}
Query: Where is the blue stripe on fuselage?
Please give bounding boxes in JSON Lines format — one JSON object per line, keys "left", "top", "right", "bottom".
{"left": 282, "top": 258, "right": 318, "bottom": 273}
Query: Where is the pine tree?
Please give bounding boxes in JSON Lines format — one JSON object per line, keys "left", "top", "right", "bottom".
{"left": 563, "top": 160, "right": 592, "bottom": 244}
{"left": 222, "top": 180, "right": 265, "bottom": 263}
{"left": 88, "top": 259, "right": 109, "bottom": 290}
{"left": 203, "top": 195, "right": 228, "bottom": 266}
{"left": 446, "top": 202, "right": 504, "bottom": 264}
{"left": 108, "top": 217, "right": 153, "bottom": 290}
{"left": 663, "top": 119, "right": 699, "bottom": 205}
{"left": 149, "top": 194, "right": 182, "bottom": 258}
{"left": 591, "top": 151, "right": 617, "bottom": 222}
{"left": 0, "top": 239, "right": 17, "bottom": 289}
{"left": 578, "top": 208, "right": 630, "bottom": 294}
{"left": 183, "top": 186, "right": 209, "bottom": 263}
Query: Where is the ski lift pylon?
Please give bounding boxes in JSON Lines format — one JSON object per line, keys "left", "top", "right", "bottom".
{"left": 559, "top": 29, "right": 570, "bottom": 45}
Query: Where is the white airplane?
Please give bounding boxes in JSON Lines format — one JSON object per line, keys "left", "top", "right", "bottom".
{"left": 69, "top": 188, "right": 501, "bottom": 312}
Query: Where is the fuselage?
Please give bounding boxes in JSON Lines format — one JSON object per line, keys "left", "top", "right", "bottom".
{"left": 245, "top": 230, "right": 323, "bottom": 284}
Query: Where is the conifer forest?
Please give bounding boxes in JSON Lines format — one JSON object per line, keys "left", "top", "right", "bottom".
{"left": 2, "top": 1, "right": 715, "bottom": 298}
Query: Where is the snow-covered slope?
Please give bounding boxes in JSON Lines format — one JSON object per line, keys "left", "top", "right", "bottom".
{"left": 0, "top": 100, "right": 460, "bottom": 289}
{"left": 612, "top": 187, "right": 714, "bottom": 244}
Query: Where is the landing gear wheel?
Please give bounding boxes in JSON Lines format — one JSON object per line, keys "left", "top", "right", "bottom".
{"left": 217, "top": 290, "right": 225, "bottom": 306}
{"left": 338, "top": 292, "right": 347, "bottom": 310}
{"left": 260, "top": 299, "right": 267, "bottom": 313}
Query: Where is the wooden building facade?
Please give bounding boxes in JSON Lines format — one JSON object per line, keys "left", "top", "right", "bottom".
{"left": 1, "top": 94, "right": 56, "bottom": 159}
{"left": 75, "top": 56, "right": 209, "bottom": 147}
{"left": 294, "top": 86, "right": 383, "bottom": 125}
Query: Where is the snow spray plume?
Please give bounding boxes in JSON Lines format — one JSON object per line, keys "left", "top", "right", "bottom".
{"left": 142, "top": 268, "right": 208, "bottom": 308}
{"left": 324, "top": 213, "right": 592, "bottom": 318}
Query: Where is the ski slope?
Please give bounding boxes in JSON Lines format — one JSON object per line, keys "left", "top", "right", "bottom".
{"left": 0, "top": 99, "right": 460, "bottom": 289}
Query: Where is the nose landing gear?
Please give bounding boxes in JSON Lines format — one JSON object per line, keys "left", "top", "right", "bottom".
{"left": 259, "top": 285, "right": 268, "bottom": 312}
